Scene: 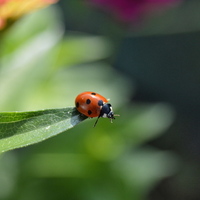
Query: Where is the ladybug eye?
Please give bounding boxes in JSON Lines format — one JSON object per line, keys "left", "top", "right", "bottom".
{"left": 107, "top": 112, "right": 115, "bottom": 119}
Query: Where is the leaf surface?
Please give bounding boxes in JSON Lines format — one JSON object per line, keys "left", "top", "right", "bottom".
{"left": 0, "top": 107, "right": 87, "bottom": 152}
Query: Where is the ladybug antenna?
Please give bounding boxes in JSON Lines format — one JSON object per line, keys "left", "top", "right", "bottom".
{"left": 93, "top": 116, "right": 100, "bottom": 128}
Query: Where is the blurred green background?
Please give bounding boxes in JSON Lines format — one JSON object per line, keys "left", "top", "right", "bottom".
{"left": 0, "top": 0, "right": 200, "bottom": 199}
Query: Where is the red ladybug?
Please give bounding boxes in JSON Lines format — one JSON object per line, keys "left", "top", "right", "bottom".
{"left": 75, "top": 91, "right": 118, "bottom": 127}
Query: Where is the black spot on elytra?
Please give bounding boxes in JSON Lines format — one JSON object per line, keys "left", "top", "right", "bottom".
{"left": 91, "top": 92, "right": 96, "bottom": 95}
{"left": 88, "top": 110, "right": 92, "bottom": 115}
{"left": 76, "top": 102, "right": 79, "bottom": 108}
{"left": 98, "top": 100, "right": 103, "bottom": 106}
{"left": 86, "top": 99, "right": 91, "bottom": 104}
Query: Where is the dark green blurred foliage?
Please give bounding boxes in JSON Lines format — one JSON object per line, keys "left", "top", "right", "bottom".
{"left": 0, "top": 0, "right": 200, "bottom": 200}
{"left": 116, "top": 31, "right": 200, "bottom": 200}
{"left": 113, "top": 1, "right": 200, "bottom": 200}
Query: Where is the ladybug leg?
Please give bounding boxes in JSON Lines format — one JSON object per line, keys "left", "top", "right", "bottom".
{"left": 110, "top": 114, "right": 120, "bottom": 123}
{"left": 93, "top": 116, "right": 101, "bottom": 127}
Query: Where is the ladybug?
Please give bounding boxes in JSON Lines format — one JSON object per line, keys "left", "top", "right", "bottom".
{"left": 75, "top": 91, "right": 118, "bottom": 127}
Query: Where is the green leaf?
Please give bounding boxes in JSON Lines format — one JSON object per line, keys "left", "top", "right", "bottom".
{"left": 0, "top": 107, "right": 87, "bottom": 153}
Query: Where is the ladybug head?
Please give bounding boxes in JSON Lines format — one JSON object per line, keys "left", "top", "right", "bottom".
{"left": 100, "top": 103, "right": 115, "bottom": 119}
{"left": 93, "top": 103, "right": 118, "bottom": 127}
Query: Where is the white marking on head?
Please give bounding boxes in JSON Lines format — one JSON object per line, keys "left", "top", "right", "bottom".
{"left": 102, "top": 113, "right": 108, "bottom": 118}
